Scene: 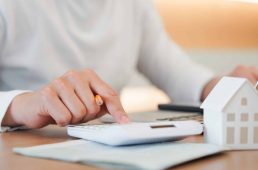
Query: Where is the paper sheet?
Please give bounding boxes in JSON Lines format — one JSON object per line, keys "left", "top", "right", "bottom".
{"left": 14, "top": 140, "right": 223, "bottom": 170}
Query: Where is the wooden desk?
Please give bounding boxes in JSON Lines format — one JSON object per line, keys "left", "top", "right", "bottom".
{"left": 1, "top": 125, "right": 258, "bottom": 170}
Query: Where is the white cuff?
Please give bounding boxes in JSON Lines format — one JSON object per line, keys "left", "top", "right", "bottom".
{"left": 0, "top": 90, "right": 31, "bottom": 132}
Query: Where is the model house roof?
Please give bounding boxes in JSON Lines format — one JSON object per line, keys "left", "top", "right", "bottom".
{"left": 201, "top": 76, "right": 258, "bottom": 111}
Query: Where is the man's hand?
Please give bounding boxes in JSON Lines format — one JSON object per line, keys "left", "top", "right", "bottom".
{"left": 201, "top": 65, "right": 258, "bottom": 101}
{"left": 2, "top": 69, "right": 129, "bottom": 128}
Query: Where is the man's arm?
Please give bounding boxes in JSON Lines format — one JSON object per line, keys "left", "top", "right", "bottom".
{"left": 201, "top": 65, "right": 258, "bottom": 101}
{"left": 0, "top": 7, "right": 129, "bottom": 131}
{"left": 0, "top": 91, "right": 31, "bottom": 132}
{"left": 2, "top": 69, "right": 130, "bottom": 130}
{"left": 137, "top": 1, "right": 258, "bottom": 104}
{"left": 137, "top": 1, "right": 214, "bottom": 105}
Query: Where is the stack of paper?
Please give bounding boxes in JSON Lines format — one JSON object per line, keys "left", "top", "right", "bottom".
{"left": 14, "top": 140, "right": 223, "bottom": 170}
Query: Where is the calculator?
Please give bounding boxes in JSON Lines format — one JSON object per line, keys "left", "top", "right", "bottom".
{"left": 67, "top": 121, "right": 203, "bottom": 146}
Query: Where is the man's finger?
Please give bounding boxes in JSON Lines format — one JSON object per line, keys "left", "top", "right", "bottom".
{"left": 52, "top": 78, "right": 86, "bottom": 124}
{"left": 81, "top": 104, "right": 108, "bottom": 122}
{"left": 40, "top": 87, "right": 72, "bottom": 126}
{"left": 65, "top": 74, "right": 101, "bottom": 121}
{"left": 86, "top": 70, "right": 129, "bottom": 123}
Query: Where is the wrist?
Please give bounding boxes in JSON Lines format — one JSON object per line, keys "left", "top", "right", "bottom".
{"left": 2, "top": 92, "right": 32, "bottom": 127}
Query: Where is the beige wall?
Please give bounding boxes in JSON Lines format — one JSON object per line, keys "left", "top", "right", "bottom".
{"left": 155, "top": 0, "right": 258, "bottom": 48}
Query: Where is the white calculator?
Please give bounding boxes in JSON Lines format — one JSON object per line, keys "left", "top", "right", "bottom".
{"left": 67, "top": 121, "right": 203, "bottom": 146}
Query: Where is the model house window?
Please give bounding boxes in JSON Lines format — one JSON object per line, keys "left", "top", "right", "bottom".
{"left": 240, "top": 127, "right": 248, "bottom": 144}
{"left": 241, "top": 97, "right": 248, "bottom": 106}
{"left": 241, "top": 113, "right": 249, "bottom": 122}
{"left": 254, "top": 113, "right": 258, "bottom": 121}
{"left": 227, "top": 113, "right": 235, "bottom": 122}
{"left": 254, "top": 127, "right": 258, "bottom": 144}
{"left": 227, "top": 127, "right": 235, "bottom": 144}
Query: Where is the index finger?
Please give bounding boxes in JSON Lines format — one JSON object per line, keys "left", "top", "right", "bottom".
{"left": 102, "top": 92, "right": 130, "bottom": 124}
{"left": 85, "top": 71, "right": 130, "bottom": 124}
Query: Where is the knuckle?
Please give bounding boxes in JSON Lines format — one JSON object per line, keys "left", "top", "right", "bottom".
{"left": 66, "top": 70, "right": 77, "bottom": 75}
{"left": 67, "top": 72, "right": 81, "bottom": 82}
{"left": 83, "top": 68, "right": 95, "bottom": 75}
{"left": 78, "top": 106, "right": 87, "bottom": 117}
{"left": 57, "top": 114, "right": 72, "bottom": 126}
{"left": 88, "top": 97, "right": 97, "bottom": 106}
{"left": 40, "top": 86, "right": 56, "bottom": 101}
{"left": 53, "top": 78, "right": 68, "bottom": 90}
{"left": 88, "top": 104, "right": 100, "bottom": 114}
{"left": 83, "top": 97, "right": 99, "bottom": 114}
{"left": 64, "top": 70, "right": 78, "bottom": 78}
{"left": 83, "top": 69, "right": 98, "bottom": 80}
{"left": 103, "top": 89, "right": 119, "bottom": 99}
{"left": 72, "top": 107, "right": 86, "bottom": 120}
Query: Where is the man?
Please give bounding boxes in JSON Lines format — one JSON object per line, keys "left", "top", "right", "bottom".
{"left": 0, "top": 0, "right": 257, "bottom": 132}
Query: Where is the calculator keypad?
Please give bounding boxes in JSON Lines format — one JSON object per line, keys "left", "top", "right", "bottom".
{"left": 156, "top": 114, "right": 203, "bottom": 123}
{"left": 69, "top": 124, "right": 115, "bottom": 131}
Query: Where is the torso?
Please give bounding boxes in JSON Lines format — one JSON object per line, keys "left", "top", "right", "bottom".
{"left": 0, "top": 0, "right": 143, "bottom": 91}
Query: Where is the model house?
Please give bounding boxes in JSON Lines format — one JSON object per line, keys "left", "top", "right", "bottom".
{"left": 201, "top": 77, "right": 258, "bottom": 150}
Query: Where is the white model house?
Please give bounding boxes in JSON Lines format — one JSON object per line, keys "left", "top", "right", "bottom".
{"left": 201, "top": 77, "right": 258, "bottom": 150}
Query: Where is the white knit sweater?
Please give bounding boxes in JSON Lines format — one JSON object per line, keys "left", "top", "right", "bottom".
{"left": 0, "top": 0, "right": 213, "bottom": 131}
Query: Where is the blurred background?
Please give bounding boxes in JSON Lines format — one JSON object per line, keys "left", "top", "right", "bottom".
{"left": 121, "top": 0, "right": 258, "bottom": 113}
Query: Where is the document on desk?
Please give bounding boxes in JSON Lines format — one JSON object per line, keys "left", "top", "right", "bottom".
{"left": 14, "top": 140, "right": 223, "bottom": 170}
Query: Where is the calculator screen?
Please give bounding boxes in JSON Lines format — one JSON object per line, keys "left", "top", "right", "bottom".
{"left": 150, "top": 124, "right": 175, "bottom": 129}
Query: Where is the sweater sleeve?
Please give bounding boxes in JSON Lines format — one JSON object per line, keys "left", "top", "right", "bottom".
{"left": 137, "top": 0, "right": 214, "bottom": 105}
{"left": 0, "top": 90, "right": 31, "bottom": 132}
